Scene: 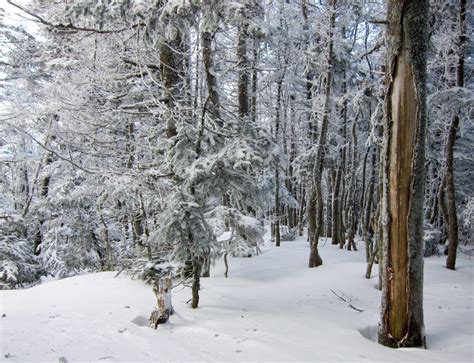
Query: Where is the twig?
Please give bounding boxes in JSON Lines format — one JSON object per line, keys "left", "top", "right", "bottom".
{"left": 330, "top": 289, "right": 365, "bottom": 312}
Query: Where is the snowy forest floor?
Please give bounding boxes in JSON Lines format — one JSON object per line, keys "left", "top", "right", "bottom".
{"left": 1, "top": 233, "right": 473, "bottom": 362}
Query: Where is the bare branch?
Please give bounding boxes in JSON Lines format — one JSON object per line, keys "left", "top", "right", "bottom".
{"left": 330, "top": 289, "right": 365, "bottom": 312}
{"left": 367, "top": 18, "right": 388, "bottom": 25}
{"left": 359, "top": 38, "right": 385, "bottom": 59}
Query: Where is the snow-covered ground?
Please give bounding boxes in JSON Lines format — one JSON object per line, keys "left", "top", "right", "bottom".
{"left": 1, "top": 235, "right": 473, "bottom": 362}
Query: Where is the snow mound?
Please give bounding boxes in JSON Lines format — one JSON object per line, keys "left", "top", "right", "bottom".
{"left": 1, "top": 237, "right": 473, "bottom": 362}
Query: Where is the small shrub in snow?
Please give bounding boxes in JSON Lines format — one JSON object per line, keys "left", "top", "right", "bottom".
{"left": 423, "top": 223, "right": 443, "bottom": 257}
{"left": 0, "top": 222, "right": 41, "bottom": 289}
{"left": 280, "top": 227, "right": 297, "bottom": 242}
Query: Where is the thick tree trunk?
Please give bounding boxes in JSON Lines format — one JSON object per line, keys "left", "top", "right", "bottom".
{"left": 445, "top": 0, "right": 466, "bottom": 270}
{"left": 378, "top": 0, "right": 428, "bottom": 349}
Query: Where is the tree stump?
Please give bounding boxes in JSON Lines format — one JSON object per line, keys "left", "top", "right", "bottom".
{"left": 149, "top": 277, "right": 173, "bottom": 329}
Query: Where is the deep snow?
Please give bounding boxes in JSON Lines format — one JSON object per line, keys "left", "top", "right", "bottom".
{"left": 1, "top": 236, "right": 473, "bottom": 362}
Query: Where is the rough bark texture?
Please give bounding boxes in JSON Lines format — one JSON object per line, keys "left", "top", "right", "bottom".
{"left": 445, "top": 0, "right": 466, "bottom": 270}
{"left": 160, "top": 34, "right": 184, "bottom": 139}
{"left": 202, "top": 30, "right": 221, "bottom": 121}
{"left": 307, "top": 186, "right": 323, "bottom": 267}
{"left": 308, "top": 0, "right": 336, "bottom": 268}
{"left": 378, "top": 0, "right": 428, "bottom": 349}
{"left": 237, "top": 23, "right": 249, "bottom": 120}
{"left": 191, "top": 259, "right": 201, "bottom": 309}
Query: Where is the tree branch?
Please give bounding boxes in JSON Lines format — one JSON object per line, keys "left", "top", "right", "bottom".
{"left": 6, "top": 0, "right": 144, "bottom": 34}
{"left": 330, "top": 289, "right": 365, "bottom": 312}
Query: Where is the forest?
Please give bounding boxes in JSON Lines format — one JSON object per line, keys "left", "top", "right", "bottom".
{"left": 0, "top": 0, "right": 473, "bottom": 360}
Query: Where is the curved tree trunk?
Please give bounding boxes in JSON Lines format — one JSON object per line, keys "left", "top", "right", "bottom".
{"left": 308, "top": 0, "right": 335, "bottom": 268}
{"left": 202, "top": 30, "right": 221, "bottom": 121}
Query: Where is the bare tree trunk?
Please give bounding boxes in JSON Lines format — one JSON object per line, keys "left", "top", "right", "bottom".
{"left": 275, "top": 78, "right": 283, "bottom": 247}
{"left": 98, "top": 200, "right": 113, "bottom": 270}
{"left": 191, "top": 258, "right": 202, "bottom": 309}
{"left": 202, "top": 29, "right": 221, "bottom": 122}
{"left": 160, "top": 33, "right": 184, "bottom": 139}
{"left": 275, "top": 169, "right": 281, "bottom": 247}
{"left": 331, "top": 166, "right": 342, "bottom": 245}
{"left": 301, "top": 0, "right": 315, "bottom": 142}
{"left": 445, "top": 0, "right": 466, "bottom": 270}
{"left": 365, "top": 238, "right": 379, "bottom": 279}
{"left": 224, "top": 252, "right": 229, "bottom": 278}
{"left": 251, "top": 39, "right": 258, "bottom": 124}
{"left": 438, "top": 175, "right": 449, "bottom": 242}
{"left": 33, "top": 145, "right": 53, "bottom": 256}
{"left": 325, "top": 170, "right": 332, "bottom": 238}
{"left": 287, "top": 114, "right": 297, "bottom": 230}
{"left": 308, "top": 0, "right": 335, "bottom": 268}
{"left": 237, "top": 23, "right": 249, "bottom": 121}
{"left": 360, "top": 147, "right": 371, "bottom": 260}
{"left": 298, "top": 184, "right": 306, "bottom": 236}
{"left": 308, "top": 186, "right": 323, "bottom": 267}
{"left": 346, "top": 119, "right": 358, "bottom": 251}
{"left": 378, "top": 0, "right": 428, "bottom": 348}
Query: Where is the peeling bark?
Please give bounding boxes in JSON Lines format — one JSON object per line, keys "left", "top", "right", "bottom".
{"left": 378, "top": 0, "right": 428, "bottom": 348}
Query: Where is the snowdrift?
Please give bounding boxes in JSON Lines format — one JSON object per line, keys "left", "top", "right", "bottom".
{"left": 1, "top": 237, "right": 472, "bottom": 362}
